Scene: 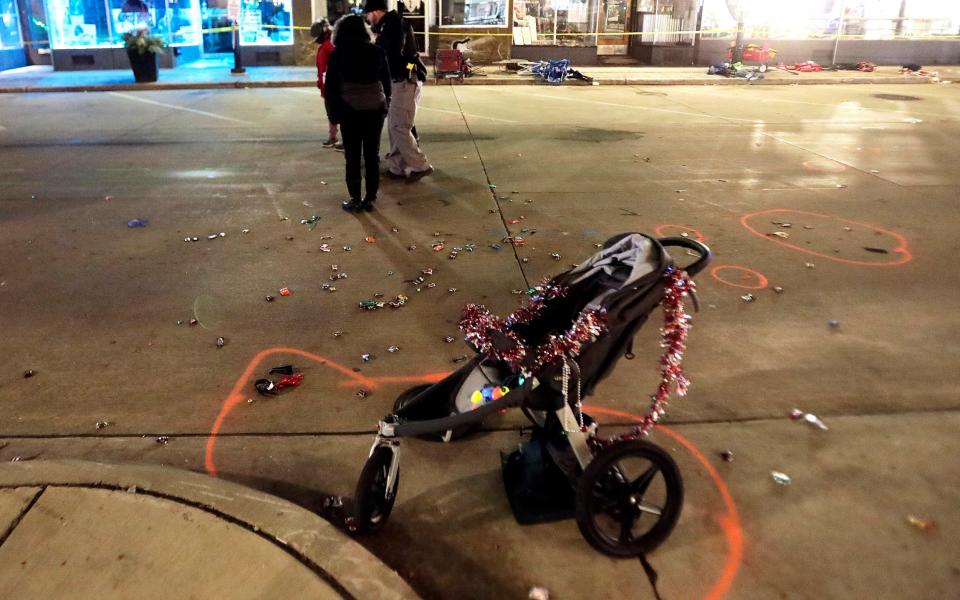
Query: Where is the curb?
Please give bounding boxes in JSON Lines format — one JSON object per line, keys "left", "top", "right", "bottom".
{"left": 0, "top": 460, "right": 419, "bottom": 600}
{"left": 0, "top": 75, "right": 937, "bottom": 94}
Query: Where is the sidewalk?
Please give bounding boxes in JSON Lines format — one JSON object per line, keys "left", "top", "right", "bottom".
{"left": 0, "top": 460, "right": 418, "bottom": 600}
{"left": 0, "top": 63, "right": 950, "bottom": 93}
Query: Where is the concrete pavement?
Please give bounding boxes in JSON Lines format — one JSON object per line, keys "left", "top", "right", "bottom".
{"left": 1, "top": 83, "right": 959, "bottom": 598}
{"left": 0, "top": 460, "right": 418, "bottom": 599}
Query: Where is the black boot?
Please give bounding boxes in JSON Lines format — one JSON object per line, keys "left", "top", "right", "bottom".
{"left": 342, "top": 198, "right": 362, "bottom": 212}
{"left": 361, "top": 196, "right": 376, "bottom": 212}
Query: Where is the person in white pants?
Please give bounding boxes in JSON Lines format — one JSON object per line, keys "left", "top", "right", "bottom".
{"left": 365, "top": 0, "right": 433, "bottom": 182}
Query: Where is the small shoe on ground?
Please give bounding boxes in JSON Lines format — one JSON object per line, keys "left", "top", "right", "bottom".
{"left": 322, "top": 138, "right": 336, "bottom": 148}
{"left": 406, "top": 166, "right": 434, "bottom": 183}
{"left": 361, "top": 197, "right": 376, "bottom": 212}
{"left": 342, "top": 198, "right": 363, "bottom": 212}
{"left": 334, "top": 142, "right": 345, "bottom": 151}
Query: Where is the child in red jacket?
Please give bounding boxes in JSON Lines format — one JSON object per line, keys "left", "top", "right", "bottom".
{"left": 311, "top": 19, "right": 342, "bottom": 150}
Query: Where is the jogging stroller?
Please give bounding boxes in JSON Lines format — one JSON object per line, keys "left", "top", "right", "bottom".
{"left": 352, "top": 233, "right": 711, "bottom": 557}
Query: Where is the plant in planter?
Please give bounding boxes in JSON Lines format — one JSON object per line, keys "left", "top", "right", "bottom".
{"left": 123, "top": 30, "right": 165, "bottom": 83}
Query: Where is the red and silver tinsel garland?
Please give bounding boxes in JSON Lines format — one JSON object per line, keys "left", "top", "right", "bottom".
{"left": 459, "top": 281, "right": 602, "bottom": 371}
{"left": 630, "top": 268, "right": 695, "bottom": 437}
{"left": 530, "top": 308, "right": 606, "bottom": 371}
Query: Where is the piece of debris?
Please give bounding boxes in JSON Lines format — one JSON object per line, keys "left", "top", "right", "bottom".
{"left": 387, "top": 345, "right": 400, "bottom": 353}
{"left": 863, "top": 247, "right": 889, "bottom": 254}
{"left": 444, "top": 336, "right": 456, "bottom": 343}
{"left": 772, "top": 286, "right": 784, "bottom": 294}
{"left": 265, "top": 295, "right": 275, "bottom": 302}
{"left": 719, "top": 450, "right": 734, "bottom": 462}
{"left": 23, "top": 369, "right": 35, "bottom": 378}
{"left": 907, "top": 515, "right": 936, "bottom": 531}
{"left": 355, "top": 389, "right": 370, "bottom": 398}
{"left": 740, "top": 294, "right": 755, "bottom": 302}
{"left": 771, "top": 471, "right": 792, "bottom": 486}
{"left": 768, "top": 231, "right": 790, "bottom": 239}
{"left": 275, "top": 374, "right": 304, "bottom": 389}
{"left": 361, "top": 353, "right": 372, "bottom": 362}
{"left": 528, "top": 587, "right": 550, "bottom": 600}
{"left": 323, "top": 496, "right": 344, "bottom": 509}
{"left": 216, "top": 336, "right": 226, "bottom": 348}
{"left": 452, "top": 355, "right": 468, "bottom": 363}
{"left": 827, "top": 320, "right": 840, "bottom": 329}
{"left": 365, "top": 236, "right": 376, "bottom": 243}
{"left": 804, "top": 262, "right": 815, "bottom": 269}
{"left": 255, "top": 379, "right": 278, "bottom": 395}
{"left": 280, "top": 287, "right": 291, "bottom": 297}
{"left": 96, "top": 421, "right": 110, "bottom": 430}
{"left": 127, "top": 219, "right": 148, "bottom": 228}
{"left": 333, "top": 330, "right": 344, "bottom": 338}
{"left": 269, "top": 365, "right": 295, "bottom": 375}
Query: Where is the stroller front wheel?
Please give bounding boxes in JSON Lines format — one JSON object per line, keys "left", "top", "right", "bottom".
{"left": 353, "top": 446, "right": 399, "bottom": 534}
{"left": 575, "top": 440, "right": 683, "bottom": 557}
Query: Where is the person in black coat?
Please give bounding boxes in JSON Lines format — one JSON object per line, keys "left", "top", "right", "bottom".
{"left": 324, "top": 15, "right": 392, "bottom": 212}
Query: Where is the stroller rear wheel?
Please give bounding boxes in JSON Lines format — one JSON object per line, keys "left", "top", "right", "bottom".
{"left": 575, "top": 440, "right": 683, "bottom": 557}
{"left": 353, "top": 446, "right": 399, "bottom": 534}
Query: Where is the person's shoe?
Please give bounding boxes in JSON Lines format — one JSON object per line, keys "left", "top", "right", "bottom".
{"left": 334, "top": 142, "right": 345, "bottom": 152}
{"left": 322, "top": 138, "right": 336, "bottom": 148}
{"left": 342, "top": 198, "right": 362, "bottom": 212}
{"left": 406, "top": 166, "right": 434, "bottom": 183}
{"left": 361, "top": 197, "right": 376, "bottom": 212}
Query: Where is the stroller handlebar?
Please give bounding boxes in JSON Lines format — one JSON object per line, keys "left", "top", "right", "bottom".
{"left": 658, "top": 237, "right": 712, "bottom": 278}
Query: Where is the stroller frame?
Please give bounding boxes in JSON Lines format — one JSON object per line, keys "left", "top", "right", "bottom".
{"left": 352, "top": 234, "right": 711, "bottom": 557}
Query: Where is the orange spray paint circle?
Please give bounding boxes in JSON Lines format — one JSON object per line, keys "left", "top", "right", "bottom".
{"left": 710, "top": 264, "right": 769, "bottom": 290}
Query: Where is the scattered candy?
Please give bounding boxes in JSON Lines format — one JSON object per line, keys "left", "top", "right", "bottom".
{"left": 216, "top": 336, "right": 226, "bottom": 348}
{"left": 23, "top": 369, "right": 35, "bottom": 378}
{"left": 365, "top": 236, "right": 376, "bottom": 243}
{"left": 359, "top": 300, "right": 384, "bottom": 310}
{"left": 433, "top": 243, "right": 445, "bottom": 252}
{"left": 772, "top": 286, "right": 784, "bottom": 294}
{"left": 343, "top": 245, "right": 352, "bottom": 251}
{"left": 387, "top": 345, "right": 400, "bottom": 353}
{"left": 189, "top": 319, "right": 198, "bottom": 326}
{"left": 444, "top": 336, "right": 455, "bottom": 343}
{"left": 804, "top": 262, "right": 815, "bottom": 269}
{"left": 448, "top": 288, "right": 458, "bottom": 293}
{"left": 550, "top": 253, "right": 561, "bottom": 261}
{"left": 768, "top": 231, "right": 790, "bottom": 239}
{"left": 771, "top": 471, "right": 792, "bottom": 485}
{"left": 275, "top": 373, "right": 304, "bottom": 389}
{"left": 280, "top": 287, "right": 291, "bottom": 296}
{"left": 355, "top": 389, "right": 369, "bottom": 398}
{"left": 241, "top": 229, "right": 250, "bottom": 234}
{"left": 320, "top": 244, "right": 331, "bottom": 252}
{"left": 720, "top": 450, "right": 734, "bottom": 462}
{"left": 828, "top": 320, "right": 840, "bottom": 328}
{"left": 528, "top": 587, "right": 550, "bottom": 600}
{"left": 156, "top": 436, "right": 170, "bottom": 445}
{"left": 127, "top": 219, "right": 148, "bottom": 228}
{"left": 452, "top": 355, "right": 468, "bottom": 363}
{"left": 740, "top": 294, "right": 755, "bottom": 302}
{"left": 361, "top": 353, "right": 372, "bottom": 362}
{"left": 907, "top": 515, "right": 936, "bottom": 531}
{"left": 96, "top": 421, "right": 110, "bottom": 430}
{"left": 333, "top": 330, "right": 344, "bottom": 337}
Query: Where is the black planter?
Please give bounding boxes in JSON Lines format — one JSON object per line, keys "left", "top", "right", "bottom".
{"left": 127, "top": 50, "right": 159, "bottom": 83}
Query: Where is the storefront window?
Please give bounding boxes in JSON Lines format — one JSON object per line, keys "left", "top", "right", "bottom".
{"left": 46, "top": 0, "right": 200, "bottom": 48}
{"left": 0, "top": 0, "right": 24, "bottom": 49}
{"left": 512, "top": 0, "right": 597, "bottom": 45}
{"left": 239, "top": 0, "right": 293, "bottom": 45}
{"left": 440, "top": 0, "right": 506, "bottom": 26}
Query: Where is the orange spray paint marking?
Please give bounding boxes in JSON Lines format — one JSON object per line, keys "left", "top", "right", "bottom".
{"left": 655, "top": 224, "right": 706, "bottom": 242}
{"left": 206, "top": 355, "right": 743, "bottom": 600}
{"left": 740, "top": 209, "right": 912, "bottom": 267}
{"left": 710, "top": 264, "right": 769, "bottom": 290}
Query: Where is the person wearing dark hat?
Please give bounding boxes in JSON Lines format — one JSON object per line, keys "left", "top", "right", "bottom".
{"left": 364, "top": 0, "right": 432, "bottom": 183}
{"left": 324, "top": 14, "right": 392, "bottom": 212}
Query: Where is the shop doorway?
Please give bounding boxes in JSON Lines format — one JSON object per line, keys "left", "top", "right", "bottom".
{"left": 16, "top": 0, "right": 51, "bottom": 65}
{"left": 597, "top": 0, "right": 632, "bottom": 56}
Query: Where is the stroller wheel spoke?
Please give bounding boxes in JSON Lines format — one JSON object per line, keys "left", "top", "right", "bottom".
{"left": 630, "top": 464, "right": 660, "bottom": 496}
{"left": 618, "top": 513, "right": 635, "bottom": 543}
{"left": 637, "top": 502, "right": 663, "bottom": 517}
